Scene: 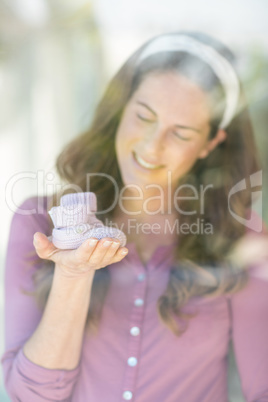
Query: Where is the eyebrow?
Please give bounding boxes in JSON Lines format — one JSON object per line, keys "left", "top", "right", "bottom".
{"left": 136, "top": 101, "right": 202, "bottom": 134}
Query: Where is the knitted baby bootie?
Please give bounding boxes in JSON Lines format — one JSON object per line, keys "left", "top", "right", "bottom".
{"left": 48, "top": 192, "right": 127, "bottom": 249}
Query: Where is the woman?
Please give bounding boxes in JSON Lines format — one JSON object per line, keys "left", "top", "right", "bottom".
{"left": 2, "top": 31, "right": 268, "bottom": 401}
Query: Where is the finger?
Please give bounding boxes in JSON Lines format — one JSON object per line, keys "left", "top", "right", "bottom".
{"left": 110, "top": 246, "right": 129, "bottom": 263}
{"left": 86, "top": 238, "right": 115, "bottom": 266}
{"left": 79, "top": 237, "right": 119, "bottom": 267}
{"left": 33, "top": 232, "right": 58, "bottom": 260}
{"left": 99, "top": 239, "right": 121, "bottom": 264}
{"left": 92, "top": 245, "right": 129, "bottom": 270}
{"left": 74, "top": 238, "right": 99, "bottom": 263}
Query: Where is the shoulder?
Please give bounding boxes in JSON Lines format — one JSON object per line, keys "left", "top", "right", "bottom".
{"left": 229, "top": 263, "right": 268, "bottom": 318}
{"left": 7, "top": 195, "right": 53, "bottom": 259}
{"left": 12, "top": 196, "right": 50, "bottom": 227}
{"left": 228, "top": 209, "right": 268, "bottom": 308}
{"left": 5, "top": 195, "right": 54, "bottom": 288}
{"left": 14, "top": 195, "right": 50, "bottom": 216}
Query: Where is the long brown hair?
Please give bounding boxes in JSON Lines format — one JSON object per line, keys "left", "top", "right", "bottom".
{"left": 27, "top": 31, "right": 260, "bottom": 336}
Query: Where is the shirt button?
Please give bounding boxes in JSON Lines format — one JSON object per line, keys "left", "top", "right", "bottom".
{"left": 130, "top": 326, "right": 140, "bottom": 336}
{"left": 137, "top": 273, "right": 146, "bottom": 281}
{"left": 134, "top": 298, "right": 144, "bottom": 307}
{"left": 123, "top": 391, "right": 133, "bottom": 400}
{"left": 127, "top": 357, "right": 138, "bottom": 367}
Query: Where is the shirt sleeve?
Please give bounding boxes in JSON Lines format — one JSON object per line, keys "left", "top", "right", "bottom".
{"left": 230, "top": 259, "right": 268, "bottom": 401}
{"left": 1, "top": 196, "right": 81, "bottom": 402}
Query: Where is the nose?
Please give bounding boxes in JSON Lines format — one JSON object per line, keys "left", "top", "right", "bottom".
{"left": 141, "top": 125, "right": 164, "bottom": 153}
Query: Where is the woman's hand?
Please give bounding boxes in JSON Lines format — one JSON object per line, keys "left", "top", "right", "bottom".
{"left": 228, "top": 233, "right": 268, "bottom": 269}
{"left": 33, "top": 232, "right": 128, "bottom": 277}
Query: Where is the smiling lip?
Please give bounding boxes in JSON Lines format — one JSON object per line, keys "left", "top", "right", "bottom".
{"left": 132, "top": 151, "right": 165, "bottom": 170}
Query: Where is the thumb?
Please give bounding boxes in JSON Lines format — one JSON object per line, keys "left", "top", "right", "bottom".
{"left": 33, "top": 232, "right": 58, "bottom": 260}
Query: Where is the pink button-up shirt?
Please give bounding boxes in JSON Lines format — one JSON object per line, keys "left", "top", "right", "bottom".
{"left": 1, "top": 196, "right": 268, "bottom": 401}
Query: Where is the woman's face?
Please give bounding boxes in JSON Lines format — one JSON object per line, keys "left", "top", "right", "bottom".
{"left": 115, "top": 71, "right": 221, "bottom": 191}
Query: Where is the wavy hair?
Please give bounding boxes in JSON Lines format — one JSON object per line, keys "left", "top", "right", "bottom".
{"left": 27, "top": 31, "right": 260, "bottom": 336}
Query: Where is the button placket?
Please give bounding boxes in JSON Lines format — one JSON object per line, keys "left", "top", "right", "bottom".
{"left": 137, "top": 273, "right": 146, "bottom": 282}
{"left": 134, "top": 298, "right": 144, "bottom": 307}
{"left": 121, "top": 268, "right": 148, "bottom": 400}
{"left": 122, "top": 390, "right": 133, "bottom": 400}
{"left": 130, "top": 326, "right": 140, "bottom": 336}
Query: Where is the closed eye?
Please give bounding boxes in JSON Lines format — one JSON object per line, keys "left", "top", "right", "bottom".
{"left": 172, "top": 131, "right": 191, "bottom": 141}
{"left": 137, "top": 112, "right": 192, "bottom": 140}
{"left": 136, "top": 113, "right": 155, "bottom": 123}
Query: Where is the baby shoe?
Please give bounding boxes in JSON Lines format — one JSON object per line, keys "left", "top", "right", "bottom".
{"left": 48, "top": 192, "right": 127, "bottom": 249}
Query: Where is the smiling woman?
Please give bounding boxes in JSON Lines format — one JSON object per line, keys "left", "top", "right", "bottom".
{"left": 115, "top": 72, "right": 226, "bottom": 194}
{"left": 1, "top": 31, "right": 268, "bottom": 402}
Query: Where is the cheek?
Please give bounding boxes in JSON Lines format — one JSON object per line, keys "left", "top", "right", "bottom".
{"left": 115, "top": 120, "right": 137, "bottom": 164}
{"left": 170, "top": 140, "right": 204, "bottom": 159}
{"left": 116, "top": 120, "right": 137, "bottom": 149}
{"left": 167, "top": 141, "right": 207, "bottom": 172}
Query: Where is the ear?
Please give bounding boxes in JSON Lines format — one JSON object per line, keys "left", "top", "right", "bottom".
{"left": 199, "top": 129, "right": 227, "bottom": 159}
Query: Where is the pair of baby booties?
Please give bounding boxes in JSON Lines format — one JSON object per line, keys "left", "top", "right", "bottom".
{"left": 48, "top": 192, "right": 126, "bottom": 249}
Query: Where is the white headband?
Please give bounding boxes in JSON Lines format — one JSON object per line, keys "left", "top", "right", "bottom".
{"left": 137, "top": 35, "right": 240, "bottom": 129}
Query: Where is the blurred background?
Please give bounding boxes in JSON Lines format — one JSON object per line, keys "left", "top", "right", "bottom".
{"left": 0, "top": 0, "right": 267, "bottom": 400}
